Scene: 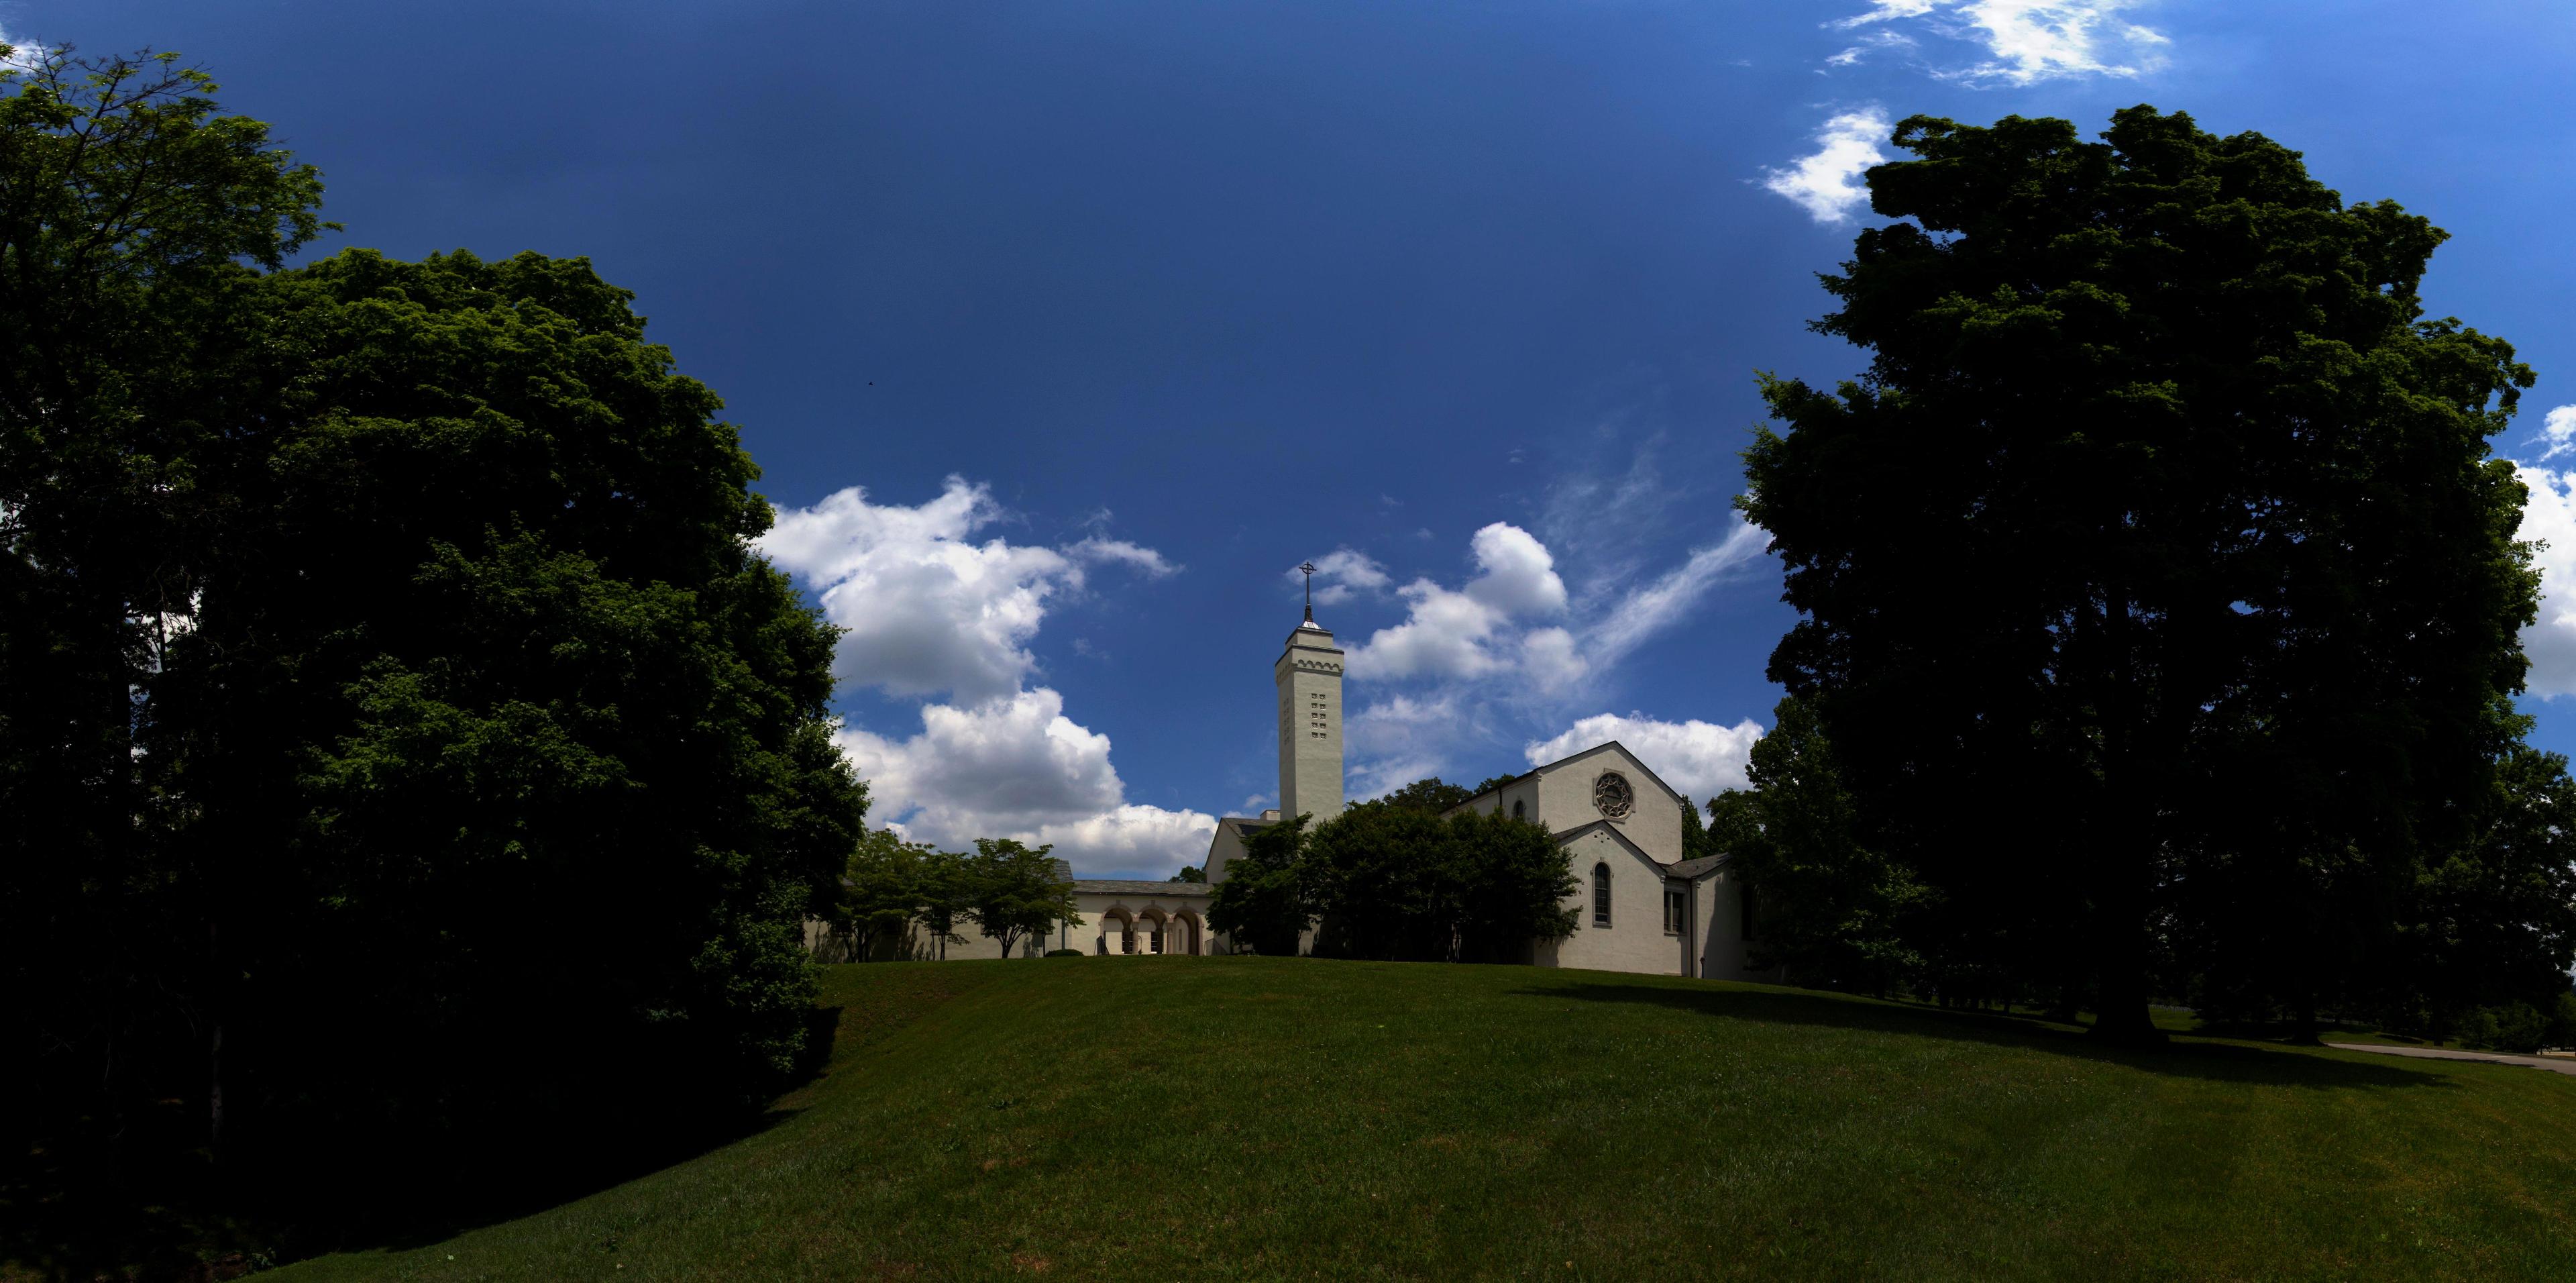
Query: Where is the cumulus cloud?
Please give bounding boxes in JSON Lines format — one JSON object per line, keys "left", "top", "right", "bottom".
{"left": 1525, "top": 713, "right": 1766, "bottom": 803}
{"left": 834, "top": 688, "right": 1216, "bottom": 876}
{"left": 1345, "top": 523, "right": 1572, "bottom": 682}
{"left": 2516, "top": 467, "right": 2576, "bottom": 700}
{"left": 759, "top": 477, "right": 1169, "bottom": 704}
{"left": 1334, "top": 517, "right": 1774, "bottom": 791}
{"left": 1762, "top": 109, "right": 1892, "bottom": 224}
{"left": 1827, "top": 1, "right": 2168, "bottom": 85}
{"left": 2532, "top": 404, "right": 2576, "bottom": 463}
{"left": 764, "top": 478, "right": 1206, "bottom": 874}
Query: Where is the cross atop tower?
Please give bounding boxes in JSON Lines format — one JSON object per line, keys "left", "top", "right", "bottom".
{"left": 1297, "top": 560, "right": 1320, "bottom": 622}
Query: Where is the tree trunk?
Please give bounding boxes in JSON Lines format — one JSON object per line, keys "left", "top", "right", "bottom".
{"left": 2088, "top": 583, "right": 2165, "bottom": 1047}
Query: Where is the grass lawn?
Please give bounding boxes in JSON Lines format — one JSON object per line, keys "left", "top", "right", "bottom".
{"left": 274, "top": 958, "right": 2576, "bottom": 1281}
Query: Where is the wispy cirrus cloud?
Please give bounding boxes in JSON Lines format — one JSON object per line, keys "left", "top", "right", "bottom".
{"left": 1827, "top": 1, "right": 2169, "bottom": 85}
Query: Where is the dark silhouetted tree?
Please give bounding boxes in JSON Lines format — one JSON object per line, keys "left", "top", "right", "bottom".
{"left": 1742, "top": 106, "right": 2536, "bottom": 1041}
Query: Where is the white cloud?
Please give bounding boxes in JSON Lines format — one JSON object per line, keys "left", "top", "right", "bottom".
{"left": 1587, "top": 519, "right": 1772, "bottom": 667}
{"left": 1332, "top": 516, "right": 1774, "bottom": 791}
{"left": 1, "top": 25, "right": 49, "bottom": 74}
{"left": 1299, "top": 547, "right": 1390, "bottom": 607}
{"left": 765, "top": 477, "right": 1205, "bottom": 875}
{"left": 2532, "top": 405, "right": 2576, "bottom": 463}
{"left": 834, "top": 688, "right": 1215, "bottom": 876}
{"left": 1831, "top": 0, "right": 1941, "bottom": 25}
{"left": 1525, "top": 713, "right": 1767, "bottom": 804}
{"left": 759, "top": 477, "right": 1170, "bottom": 705}
{"left": 1344, "top": 693, "right": 1475, "bottom": 800}
{"left": 1949, "top": 1, "right": 2166, "bottom": 84}
{"left": 1345, "top": 523, "right": 1570, "bottom": 682}
{"left": 1067, "top": 535, "right": 1179, "bottom": 577}
{"left": 2516, "top": 467, "right": 2576, "bottom": 700}
{"left": 1827, "top": 1, "right": 2168, "bottom": 85}
{"left": 1762, "top": 109, "right": 1892, "bottom": 224}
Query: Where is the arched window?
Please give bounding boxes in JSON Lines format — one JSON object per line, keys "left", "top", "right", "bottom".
{"left": 1593, "top": 863, "right": 1612, "bottom": 927}
{"left": 1512, "top": 799, "right": 1525, "bottom": 820}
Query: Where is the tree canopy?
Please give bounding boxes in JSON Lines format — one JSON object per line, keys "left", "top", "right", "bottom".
{"left": 1740, "top": 105, "right": 2542, "bottom": 1039}
{"left": 2, "top": 49, "right": 866, "bottom": 1252}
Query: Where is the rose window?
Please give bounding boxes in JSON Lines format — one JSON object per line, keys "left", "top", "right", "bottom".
{"left": 1593, "top": 771, "right": 1635, "bottom": 819}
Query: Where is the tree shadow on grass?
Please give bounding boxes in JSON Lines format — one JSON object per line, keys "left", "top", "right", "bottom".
{"left": 0, "top": 1005, "right": 846, "bottom": 1283}
{"left": 1517, "top": 982, "right": 2451, "bottom": 1090}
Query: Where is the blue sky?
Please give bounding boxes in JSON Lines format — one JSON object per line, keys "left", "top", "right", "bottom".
{"left": 19, "top": 2, "right": 2576, "bottom": 876}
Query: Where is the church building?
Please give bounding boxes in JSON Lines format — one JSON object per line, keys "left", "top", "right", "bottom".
{"left": 1199, "top": 605, "right": 1772, "bottom": 980}
{"left": 824, "top": 603, "right": 1770, "bottom": 978}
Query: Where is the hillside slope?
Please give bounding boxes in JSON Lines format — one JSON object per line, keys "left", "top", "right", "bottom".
{"left": 279, "top": 958, "right": 2576, "bottom": 1280}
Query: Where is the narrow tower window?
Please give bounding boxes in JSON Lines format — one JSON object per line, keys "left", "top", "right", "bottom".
{"left": 1593, "top": 863, "right": 1612, "bottom": 927}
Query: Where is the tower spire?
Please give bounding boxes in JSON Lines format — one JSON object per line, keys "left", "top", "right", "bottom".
{"left": 1298, "top": 560, "right": 1319, "bottom": 623}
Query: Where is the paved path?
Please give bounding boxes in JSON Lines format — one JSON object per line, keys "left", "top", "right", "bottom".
{"left": 2326, "top": 1042, "right": 2576, "bottom": 1076}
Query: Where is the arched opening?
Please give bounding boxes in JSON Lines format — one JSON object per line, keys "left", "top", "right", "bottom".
{"left": 1140, "top": 909, "right": 1168, "bottom": 954}
{"left": 1511, "top": 799, "right": 1525, "bottom": 821}
{"left": 1097, "top": 909, "right": 1133, "bottom": 956}
{"left": 1592, "top": 862, "right": 1612, "bottom": 927}
{"left": 1173, "top": 911, "right": 1203, "bottom": 956}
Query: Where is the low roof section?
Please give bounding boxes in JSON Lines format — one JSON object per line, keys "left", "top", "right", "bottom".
{"left": 1071, "top": 878, "right": 1216, "bottom": 898}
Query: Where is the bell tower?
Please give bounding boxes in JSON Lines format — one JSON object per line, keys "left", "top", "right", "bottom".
{"left": 1277, "top": 564, "right": 1345, "bottom": 826}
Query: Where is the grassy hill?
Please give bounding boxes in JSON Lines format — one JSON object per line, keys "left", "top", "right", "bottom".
{"left": 275, "top": 958, "right": 2576, "bottom": 1280}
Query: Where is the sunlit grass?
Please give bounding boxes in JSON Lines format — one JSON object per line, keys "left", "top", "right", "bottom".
{"left": 276, "top": 958, "right": 2576, "bottom": 1280}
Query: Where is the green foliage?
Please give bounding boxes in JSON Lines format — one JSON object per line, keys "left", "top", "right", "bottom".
{"left": 837, "top": 828, "right": 947, "bottom": 960}
{"left": 1707, "top": 699, "right": 1921, "bottom": 992}
{"left": 1302, "top": 802, "right": 1576, "bottom": 962}
{"left": 2373, "top": 748, "right": 2576, "bottom": 1035}
{"left": 0, "top": 51, "right": 866, "bottom": 1257}
{"left": 963, "top": 838, "right": 1079, "bottom": 958}
{"left": 1380, "top": 776, "right": 1477, "bottom": 811}
{"left": 1741, "top": 105, "right": 2539, "bottom": 1038}
{"left": 1169, "top": 864, "right": 1207, "bottom": 883}
{"left": 1208, "top": 815, "right": 1312, "bottom": 956}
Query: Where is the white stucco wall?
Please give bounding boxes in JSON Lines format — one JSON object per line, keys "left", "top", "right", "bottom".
{"left": 1539, "top": 827, "right": 1685, "bottom": 976}
{"left": 1532, "top": 746, "right": 1684, "bottom": 865}
{"left": 1690, "top": 871, "right": 1780, "bottom": 983}
{"left": 1203, "top": 823, "right": 1250, "bottom": 884}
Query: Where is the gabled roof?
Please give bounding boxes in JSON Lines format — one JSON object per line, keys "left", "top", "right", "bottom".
{"left": 1553, "top": 819, "right": 1728, "bottom": 881}
{"left": 1551, "top": 818, "right": 1669, "bottom": 874}
{"left": 1214, "top": 816, "right": 1275, "bottom": 839}
{"left": 1452, "top": 739, "right": 1693, "bottom": 814}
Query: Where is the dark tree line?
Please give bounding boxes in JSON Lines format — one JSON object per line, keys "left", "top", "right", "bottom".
{"left": 1731, "top": 105, "right": 2575, "bottom": 1045}
{"left": 1, "top": 48, "right": 865, "bottom": 1265}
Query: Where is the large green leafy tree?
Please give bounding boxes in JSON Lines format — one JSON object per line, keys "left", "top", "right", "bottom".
{"left": 1705, "top": 699, "right": 1921, "bottom": 994}
{"left": 1299, "top": 802, "right": 1575, "bottom": 962}
{"left": 963, "top": 838, "right": 1079, "bottom": 957}
{"left": 1741, "top": 107, "right": 2536, "bottom": 1041}
{"left": 2, "top": 47, "right": 866, "bottom": 1233}
{"left": 1207, "top": 815, "right": 1312, "bottom": 957}
{"left": 1, "top": 49, "right": 330, "bottom": 1176}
